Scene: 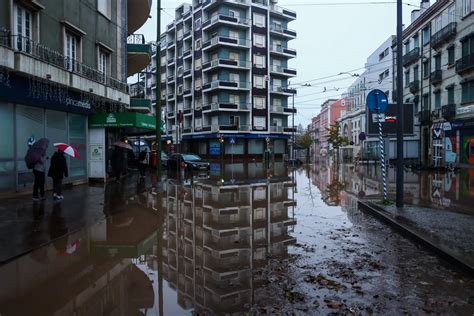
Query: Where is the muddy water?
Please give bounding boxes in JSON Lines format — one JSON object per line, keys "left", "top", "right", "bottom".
{"left": 0, "top": 162, "right": 472, "bottom": 315}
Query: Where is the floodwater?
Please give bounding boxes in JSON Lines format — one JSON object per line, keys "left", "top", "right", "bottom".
{"left": 0, "top": 161, "right": 473, "bottom": 315}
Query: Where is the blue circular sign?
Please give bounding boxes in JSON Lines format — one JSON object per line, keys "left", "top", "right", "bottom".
{"left": 366, "top": 89, "right": 388, "bottom": 113}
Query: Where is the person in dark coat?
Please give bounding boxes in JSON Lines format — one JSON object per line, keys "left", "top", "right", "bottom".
{"left": 111, "top": 146, "right": 123, "bottom": 182}
{"left": 48, "top": 149, "right": 68, "bottom": 200}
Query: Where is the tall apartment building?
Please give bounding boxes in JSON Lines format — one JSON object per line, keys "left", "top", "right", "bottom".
{"left": 160, "top": 0, "right": 297, "bottom": 159}
{"left": 393, "top": 0, "right": 474, "bottom": 168}
{"left": 0, "top": 0, "right": 154, "bottom": 188}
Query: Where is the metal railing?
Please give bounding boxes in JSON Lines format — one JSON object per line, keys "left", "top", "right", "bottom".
{"left": 203, "top": 14, "right": 250, "bottom": 28}
{"left": 403, "top": 47, "right": 420, "bottom": 67}
{"left": 127, "top": 33, "right": 145, "bottom": 44}
{"left": 269, "top": 23, "right": 296, "bottom": 36}
{"left": 431, "top": 22, "right": 457, "bottom": 48}
{"left": 455, "top": 53, "right": 474, "bottom": 74}
{"left": 270, "top": 64, "right": 297, "bottom": 74}
{"left": 430, "top": 69, "right": 442, "bottom": 83}
{"left": 270, "top": 44, "right": 297, "bottom": 56}
{"left": 203, "top": 36, "right": 250, "bottom": 49}
{"left": 129, "top": 81, "right": 146, "bottom": 98}
{"left": 1, "top": 32, "right": 128, "bottom": 93}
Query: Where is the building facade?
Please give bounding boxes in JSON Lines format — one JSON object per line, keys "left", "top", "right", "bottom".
{"left": 317, "top": 98, "right": 347, "bottom": 156}
{"left": 0, "top": 0, "right": 153, "bottom": 192}
{"left": 393, "top": 0, "right": 474, "bottom": 168}
{"left": 160, "top": 0, "right": 297, "bottom": 159}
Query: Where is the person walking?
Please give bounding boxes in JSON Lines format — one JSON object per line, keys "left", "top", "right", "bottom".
{"left": 26, "top": 138, "right": 49, "bottom": 201}
{"left": 111, "top": 145, "right": 123, "bottom": 183}
{"left": 138, "top": 150, "right": 148, "bottom": 178}
{"left": 48, "top": 148, "right": 68, "bottom": 201}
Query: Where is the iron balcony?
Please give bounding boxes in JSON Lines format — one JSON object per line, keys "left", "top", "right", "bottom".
{"left": 408, "top": 80, "right": 420, "bottom": 94}
{"left": 403, "top": 47, "right": 420, "bottom": 67}
{"left": 441, "top": 104, "right": 456, "bottom": 118}
{"left": 455, "top": 54, "right": 474, "bottom": 74}
{"left": 269, "top": 23, "right": 297, "bottom": 38}
{"left": 430, "top": 70, "right": 442, "bottom": 84}
{"left": 431, "top": 22, "right": 457, "bottom": 48}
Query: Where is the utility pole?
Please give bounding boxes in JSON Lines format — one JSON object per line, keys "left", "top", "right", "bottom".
{"left": 155, "top": 0, "right": 162, "bottom": 180}
{"left": 396, "top": 0, "right": 404, "bottom": 207}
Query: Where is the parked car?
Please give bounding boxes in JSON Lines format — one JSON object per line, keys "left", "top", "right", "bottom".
{"left": 167, "top": 153, "right": 210, "bottom": 172}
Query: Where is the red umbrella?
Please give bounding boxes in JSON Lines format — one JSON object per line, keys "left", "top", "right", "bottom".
{"left": 54, "top": 143, "right": 80, "bottom": 159}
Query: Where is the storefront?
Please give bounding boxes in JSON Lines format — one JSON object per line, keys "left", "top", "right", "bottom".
{"left": 88, "top": 112, "right": 157, "bottom": 180}
{"left": 0, "top": 71, "right": 91, "bottom": 193}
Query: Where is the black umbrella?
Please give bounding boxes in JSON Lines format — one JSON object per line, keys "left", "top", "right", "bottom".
{"left": 27, "top": 138, "right": 49, "bottom": 163}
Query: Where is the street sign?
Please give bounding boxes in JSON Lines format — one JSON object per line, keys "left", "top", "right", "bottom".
{"left": 265, "top": 137, "right": 270, "bottom": 143}
{"left": 366, "top": 89, "right": 388, "bottom": 113}
{"left": 358, "top": 132, "right": 366, "bottom": 141}
{"left": 230, "top": 137, "right": 236, "bottom": 144}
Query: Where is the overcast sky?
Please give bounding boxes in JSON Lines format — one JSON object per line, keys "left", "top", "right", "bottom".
{"left": 137, "top": 0, "right": 420, "bottom": 127}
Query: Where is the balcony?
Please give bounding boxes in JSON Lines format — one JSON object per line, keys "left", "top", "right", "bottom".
{"left": 283, "top": 127, "right": 296, "bottom": 133}
{"left": 127, "top": 34, "right": 152, "bottom": 76}
{"left": 270, "top": 85, "right": 297, "bottom": 95}
{"left": 408, "top": 80, "right": 420, "bottom": 94}
{"left": 202, "top": 14, "right": 250, "bottom": 30}
{"left": 203, "top": 36, "right": 250, "bottom": 50}
{"left": 270, "top": 64, "right": 297, "bottom": 77}
{"left": 167, "top": 57, "right": 175, "bottom": 65}
{"left": 419, "top": 110, "right": 431, "bottom": 124}
{"left": 129, "top": 82, "right": 152, "bottom": 113}
{"left": 202, "top": 102, "right": 250, "bottom": 112}
{"left": 403, "top": 47, "right": 420, "bottom": 67}
{"left": 431, "top": 22, "right": 457, "bottom": 48}
{"left": 203, "top": 58, "right": 251, "bottom": 71}
{"left": 203, "top": 0, "right": 250, "bottom": 9}
{"left": 128, "top": 0, "right": 152, "bottom": 34}
{"left": 202, "top": 80, "right": 250, "bottom": 92}
{"left": 441, "top": 104, "right": 456, "bottom": 118}
{"left": 183, "top": 49, "right": 192, "bottom": 59}
{"left": 209, "top": 124, "right": 251, "bottom": 132}
{"left": 269, "top": 23, "right": 297, "bottom": 38}
{"left": 430, "top": 70, "right": 442, "bottom": 84}
{"left": 0, "top": 32, "right": 129, "bottom": 103}
{"left": 270, "top": 45, "right": 297, "bottom": 58}
{"left": 270, "top": 4, "right": 297, "bottom": 20}
{"left": 455, "top": 54, "right": 474, "bottom": 74}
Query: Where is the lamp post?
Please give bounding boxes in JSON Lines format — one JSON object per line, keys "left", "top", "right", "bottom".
{"left": 155, "top": 0, "right": 162, "bottom": 180}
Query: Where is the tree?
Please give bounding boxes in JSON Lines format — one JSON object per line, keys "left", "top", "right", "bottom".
{"left": 296, "top": 131, "right": 313, "bottom": 162}
{"left": 326, "top": 122, "right": 349, "bottom": 160}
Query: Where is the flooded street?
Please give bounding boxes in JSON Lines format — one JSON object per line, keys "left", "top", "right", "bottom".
{"left": 0, "top": 162, "right": 473, "bottom": 315}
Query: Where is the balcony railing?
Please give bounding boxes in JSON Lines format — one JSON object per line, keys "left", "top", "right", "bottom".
{"left": 203, "top": 58, "right": 251, "bottom": 70}
{"left": 430, "top": 69, "right": 442, "bottom": 84}
{"left": 203, "top": 14, "right": 250, "bottom": 29}
{"left": 270, "top": 45, "right": 297, "bottom": 57}
{"left": 455, "top": 54, "right": 474, "bottom": 74}
{"left": 129, "top": 81, "right": 146, "bottom": 98}
{"left": 1, "top": 32, "right": 127, "bottom": 93}
{"left": 203, "top": 36, "right": 250, "bottom": 49}
{"left": 441, "top": 104, "right": 456, "bottom": 118}
{"left": 202, "top": 80, "right": 250, "bottom": 91}
{"left": 403, "top": 47, "right": 420, "bottom": 67}
{"left": 270, "top": 64, "right": 297, "bottom": 76}
{"left": 270, "top": 85, "right": 297, "bottom": 94}
{"left": 269, "top": 23, "right": 297, "bottom": 37}
{"left": 408, "top": 80, "right": 420, "bottom": 94}
{"left": 270, "top": 4, "right": 297, "bottom": 19}
{"left": 431, "top": 22, "right": 457, "bottom": 48}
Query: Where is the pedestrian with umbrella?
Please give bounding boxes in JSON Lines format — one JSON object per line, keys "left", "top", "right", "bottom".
{"left": 25, "top": 138, "right": 49, "bottom": 201}
{"left": 48, "top": 143, "right": 79, "bottom": 201}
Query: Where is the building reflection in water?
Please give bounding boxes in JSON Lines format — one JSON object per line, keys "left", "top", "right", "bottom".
{"left": 161, "top": 161, "right": 297, "bottom": 314}
{"left": 0, "top": 182, "right": 159, "bottom": 316}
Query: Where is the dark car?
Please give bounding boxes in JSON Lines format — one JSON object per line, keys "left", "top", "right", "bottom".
{"left": 167, "top": 153, "right": 210, "bottom": 172}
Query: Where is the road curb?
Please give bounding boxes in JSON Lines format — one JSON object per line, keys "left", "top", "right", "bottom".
{"left": 357, "top": 200, "right": 474, "bottom": 275}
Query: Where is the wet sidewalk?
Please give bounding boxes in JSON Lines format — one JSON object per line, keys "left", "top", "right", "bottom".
{"left": 0, "top": 175, "right": 147, "bottom": 264}
{"left": 359, "top": 201, "right": 474, "bottom": 273}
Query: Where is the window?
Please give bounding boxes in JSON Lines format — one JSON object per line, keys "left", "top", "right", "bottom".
{"left": 177, "top": 28, "right": 183, "bottom": 40}
{"left": 195, "top": 117, "right": 202, "bottom": 128}
{"left": 448, "top": 5, "right": 455, "bottom": 24}
{"left": 413, "top": 34, "right": 419, "bottom": 49}
{"left": 229, "top": 30, "right": 239, "bottom": 39}
{"left": 230, "top": 115, "right": 240, "bottom": 126}
{"left": 97, "top": 49, "right": 108, "bottom": 82}
{"left": 195, "top": 58, "right": 202, "bottom": 70}
{"left": 448, "top": 46, "right": 455, "bottom": 66}
{"left": 423, "top": 60, "right": 429, "bottom": 78}
{"left": 434, "top": 54, "right": 441, "bottom": 70}
{"left": 433, "top": 15, "right": 442, "bottom": 34}
{"left": 273, "top": 98, "right": 281, "bottom": 106}
{"left": 195, "top": 39, "right": 201, "bottom": 50}
{"left": 177, "top": 66, "right": 183, "bottom": 77}
{"left": 254, "top": 54, "right": 265, "bottom": 68}
{"left": 254, "top": 96, "right": 266, "bottom": 109}
{"left": 414, "top": 65, "right": 419, "bottom": 81}
{"left": 195, "top": 18, "right": 201, "bottom": 29}
{"left": 195, "top": 78, "right": 202, "bottom": 90}
{"left": 14, "top": 4, "right": 33, "bottom": 52}
{"left": 253, "top": 13, "right": 266, "bottom": 27}
{"left": 463, "top": 0, "right": 472, "bottom": 16}
{"left": 229, "top": 52, "right": 239, "bottom": 61}
{"left": 97, "top": 0, "right": 111, "bottom": 18}
{"left": 253, "top": 34, "right": 266, "bottom": 48}
{"left": 195, "top": 97, "right": 202, "bottom": 110}
{"left": 229, "top": 94, "right": 239, "bottom": 105}
{"left": 178, "top": 45, "right": 183, "bottom": 57}
{"left": 422, "top": 27, "right": 430, "bottom": 45}
{"left": 461, "top": 80, "right": 474, "bottom": 103}
{"left": 228, "top": 10, "right": 237, "bottom": 18}
{"left": 229, "top": 73, "right": 239, "bottom": 82}
{"left": 447, "top": 86, "right": 455, "bottom": 104}
{"left": 253, "top": 75, "right": 265, "bottom": 88}
{"left": 434, "top": 91, "right": 441, "bottom": 109}
{"left": 404, "top": 41, "right": 410, "bottom": 54}
{"left": 161, "top": 56, "right": 166, "bottom": 65}
{"left": 178, "top": 85, "right": 183, "bottom": 95}
{"left": 64, "top": 31, "right": 79, "bottom": 71}
{"left": 422, "top": 93, "right": 430, "bottom": 111}
{"left": 405, "top": 70, "right": 410, "bottom": 87}
{"left": 253, "top": 116, "right": 266, "bottom": 129}
{"left": 161, "top": 72, "right": 166, "bottom": 82}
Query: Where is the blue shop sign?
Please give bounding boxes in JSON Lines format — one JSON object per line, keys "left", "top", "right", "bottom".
{"left": 0, "top": 69, "right": 93, "bottom": 115}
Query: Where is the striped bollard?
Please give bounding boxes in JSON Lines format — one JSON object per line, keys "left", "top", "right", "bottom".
{"left": 377, "top": 109, "right": 388, "bottom": 201}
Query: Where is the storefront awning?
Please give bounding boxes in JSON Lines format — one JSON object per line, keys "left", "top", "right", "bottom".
{"left": 89, "top": 112, "right": 156, "bottom": 130}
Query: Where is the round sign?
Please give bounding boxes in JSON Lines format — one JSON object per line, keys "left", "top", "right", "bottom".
{"left": 359, "top": 132, "right": 366, "bottom": 141}
{"left": 366, "top": 89, "right": 388, "bottom": 113}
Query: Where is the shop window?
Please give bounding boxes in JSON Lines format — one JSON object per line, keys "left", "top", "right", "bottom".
{"left": 16, "top": 105, "right": 44, "bottom": 174}
{"left": 68, "top": 114, "right": 87, "bottom": 177}
{"left": 46, "top": 110, "right": 67, "bottom": 173}
{"left": 0, "top": 104, "right": 15, "bottom": 191}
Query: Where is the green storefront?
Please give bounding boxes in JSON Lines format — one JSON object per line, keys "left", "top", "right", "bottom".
{"left": 88, "top": 112, "right": 156, "bottom": 180}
